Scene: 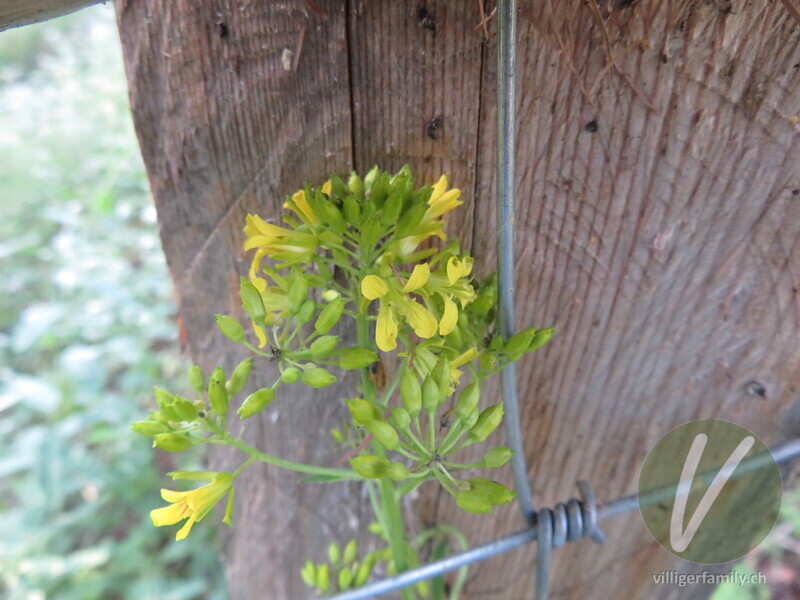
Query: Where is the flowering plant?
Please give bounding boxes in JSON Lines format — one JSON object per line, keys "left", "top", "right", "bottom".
{"left": 132, "top": 166, "right": 552, "bottom": 596}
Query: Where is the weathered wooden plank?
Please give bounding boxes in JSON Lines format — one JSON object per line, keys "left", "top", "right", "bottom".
{"left": 0, "top": 0, "right": 101, "bottom": 31}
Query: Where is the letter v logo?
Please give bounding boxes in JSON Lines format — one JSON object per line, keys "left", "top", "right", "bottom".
{"left": 669, "top": 433, "right": 754, "bottom": 552}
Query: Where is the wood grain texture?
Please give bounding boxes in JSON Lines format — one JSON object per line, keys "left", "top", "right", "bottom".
{"left": 117, "top": 0, "right": 800, "bottom": 598}
{"left": 0, "top": 0, "right": 101, "bottom": 31}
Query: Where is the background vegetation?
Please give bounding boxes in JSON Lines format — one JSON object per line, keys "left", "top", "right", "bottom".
{"left": 0, "top": 6, "right": 227, "bottom": 599}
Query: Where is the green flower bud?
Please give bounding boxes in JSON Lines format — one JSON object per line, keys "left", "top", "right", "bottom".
{"left": 215, "top": 314, "right": 245, "bottom": 343}
{"left": 172, "top": 396, "right": 199, "bottom": 421}
{"left": 131, "top": 420, "right": 171, "bottom": 437}
{"left": 479, "top": 352, "right": 497, "bottom": 372}
{"left": 338, "top": 566, "right": 353, "bottom": 591}
{"left": 455, "top": 490, "right": 493, "bottom": 514}
{"left": 281, "top": 366, "right": 302, "bottom": 383}
{"left": 503, "top": 327, "right": 537, "bottom": 360}
{"left": 462, "top": 405, "right": 480, "bottom": 430}
{"left": 324, "top": 202, "right": 347, "bottom": 232}
{"left": 365, "top": 419, "right": 400, "bottom": 451}
{"left": 468, "top": 478, "right": 517, "bottom": 505}
{"left": 153, "top": 433, "right": 192, "bottom": 452}
{"left": 188, "top": 365, "right": 205, "bottom": 393}
{"left": 360, "top": 217, "right": 382, "bottom": 247}
{"left": 468, "top": 403, "right": 504, "bottom": 443}
{"left": 400, "top": 371, "right": 422, "bottom": 417}
{"left": 212, "top": 365, "right": 226, "bottom": 383}
{"left": 300, "top": 561, "right": 317, "bottom": 587}
{"left": 310, "top": 335, "right": 340, "bottom": 357}
{"left": 395, "top": 203, "right": 426, "bottom": 238}
{"left": 433, "top": 356, "right": 451, "bottom": 399}
{"left": 338, "top": 348, "right": 378, "bottom": 370}
{"left": 469, "top": 295, "right": 495, "bottom": 317}
{"left": 363, "top": 166, "right": 379, "bottom": 190}
{"left": 528, "top": 327, "right": 555, "bottom": 351}
{"left": 301, "top": 367, "right": 338, "bottom": 388}
{"left": 296, "top": 298, "right": 317, "bottom": 325}
{"left": 322, "top": 289, "right": 340, "bottom": 302}
{"left": 354, "top": 560, "right": 372, "bottom": 586}
{"left": 239, "top": 277, "right": 266, "bottom": 323}
{"left": 328, "top": 542, "right": 341, "bottom": 565}
{"left": 350, "top": 455, "right": 390, "bottom": 478}
{"left": 346, "top": 398, "right": 380, "bottom": 425}
{"left": 209, "top": 379, "right": 229, "bottom": 416}
{"left": 455, "top": 381, "right": 480, "bottom": 421}
{"left": 389, "top": 407, "right": 411, "bottom": 432}
{"left": 331, "top": 429, "right": 344, "bottom": 443}
{"left": 344, "top": 195, "right": 361, "bottom": 224}
{"left": 316, "top": 563, "right": 330, "bottom": 593}
{"left": 226, "top": 357, "right": 253, "bottom": 396}
{"left": 387, "top": 461, "right": 409, "bottom": 482}
{"left": 343, "top": 539, "right": 357, "bottom": 565}
{"left": 315, "top": 299, "right": 344, "bottom": 334}
{"left": 380, "top": 193, "right": 403, "bottom": 225}
{"left": 479, "top": 447, "right": 513, "bottom": 468}
{"left": 288, "top": 277, "right": 309, "bottom": 314}
{"left": 238, "top": 387, "right": 275, "bottom": 418}
{"left": 154, "top": 386, "right": 174, "bottom": 409}
{"left": 421, "top": 375, "right": 440, "bottom": 412}
{"left": 348, "top": 172, "right": 364, "bottom": 196}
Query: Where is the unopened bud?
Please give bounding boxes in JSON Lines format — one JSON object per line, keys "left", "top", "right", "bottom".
{"left": 226, "top": 357, "right": 253, "bottom": 395}
{"left": 468, "top": 403, "right": 504, "bottom": 443}
{"left": 338, "top": 348, "right": 378, "bottom": 370}
{"left": 301, "top": 367, "right": 337, "bottom": 388}
{"left": 216, "top": 314, "right": 245, "bottom": 343}
{"left": 281, "top": 366, "right": 302, "bottom": 383}
{"left": 153, "top": 433, "right": 192, "bottom": 452}
{"left": 315, "top": 299, "right": 344, "bottom": 334}
{"left": 238, "top": 387, "right": 275, "bottom": 418}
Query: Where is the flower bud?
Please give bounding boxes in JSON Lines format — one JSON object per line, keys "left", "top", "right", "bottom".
{"left": 131, "top": 420, "right": 171, "bottom": 437}
{"left": 324, "top": 202, "right": 347, "bottom": 232}
{"left": 478, "top": 447, "right": 513, "bottom": 468}
{"left": 360, "top": 217, "right": 382, "bottom": 247}
{"left": 310, "top": 335, "right": 339, "bottom": 357}
{"left": 315, "top": 299, "right": 344, "bottom": 334}
{"left": 348, "top": 172, "right": 364, "bottom": 196}
{"left": 288, "top": 277, "right": 309, "bottom": 314}
{"left": 462, "top": 405, "right": 480, "bottom": 430}
{"left": 238, "top": 387, "right": 275, "bottom": 418}
{"left": 354, "top": 559, "right": 373, "bottom": 586}
{"left": 188, "top": 365, "right": 205, "bottom": 393}
{"left": 328, "top": 542, "right": 341, "bottom": 565}
{"left": 503, "top": 327, "right": 537, "bottom": 360}
{"left": 154, "top": 386, "right": 174, "bottom": 408}
{"left": 153, "top": 433, "right": 192, "bottom": 452}
{"left": 300, "top": 561, "right": 317, "bottom": 587}
{"left": 338, "top": 348, "right": 378, "bottom": 370}
{"left": 338, "top": 566, "right": 353, "bottom": 591}
{"left": 432, "top": 356, "right": 451, "bottom": 399}
{"left": 400, "top": 371, "right": 422, "bottom": 417}
{"left": 389, "top": 407, "right": 411, "bottom": 432}
{"left": 365, "top": 420, "right": 400, "bottom": 451}
{"left": 421, "top": 375, "right": 439, "bottom": 412}
{"left": 316, "top": 564, "right": 330, "bottom": 593}
{"left": 301, "top": 367, "right": 338, "bottom": 388}
{"left": 209, "top": 379, "right": 229, "bottom": 416}
{"left": 468, "top": 478, "right": 517, "bottom": 505}
{"left": 322, "top": 289, "right": 340, "bottom": 302}
{"left": 343, "top": 539, "right": 357, "bottom": 564}
{"left": 346, "top": 398, "right": 379, "bottom": 425}
{"left": 455, "top": 381, "right": 480, "bottom": 421}
{"left": 387, "top": 461, "right": 409, "bottom": 482}
{"left": 281, "top": 366, "right": 302, "bottom": 383}
{"left": 226, "top": 357, "right": 253, "bottom": 396}
{"left": 215, "top": 314, "right": 245, "bottom": 343}
{"left": 239, "top": 277, "right": 266, "bottom": 323}
{"left": 455, "top": 490, "right": 492, "bottom": 514}
{"left": 395, "top": 203, "right": 426, "bottom": 238}
{"left": 350, "top": 455, "right": 390, "bottom": 478}
{"left": 528, "top": 327, "right": 555, "bottom": 351}
{"left": 344, "top": 195, "right": 361, "bottom": 224}
{"left": 380, "top": 193, "right": 402, "bottom": 225}
{"left": 468, "top": 403, "right": 504, "bottom": 443}
{"left": 296, "top": 298, "right": 317, "bottom": 325}
{"left": 172, "top": 396, "right": 199, "bottom": 421}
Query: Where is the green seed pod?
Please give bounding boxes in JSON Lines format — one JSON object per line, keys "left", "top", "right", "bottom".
{"left": 300, "top": 561, "right": 317, "bottom": 587}
{"left": 503, "top": 327, "right": 537, "bottom": 360}
{"left": 239, "top": 277, "right": 266, "bottom": 323}
{"left": 468, "top": 478, "right": 517, "bottom": 505}
{"left": 301, "top": 367, "right": 338, "bottom": 388}
{"left": 226, "top": 357, "right": 253, "bottom": 396}
{"left": 310, "top": 335, "right": 340, "bottom": 357}
{"left": 288, "top": 277, "right": 309, "bottom": 314}
{"left": 338, "top": 348, "right": 378, "bottom": 370}
{"left": 346, "top": 398, "right": 380, "bottom": 425}
{"left": 209, "top": 379, "right": 229, "bottom": 416}
{"left": 315, "top": 299, "right": 344, "bottom": 334}
{"left": 343, "top": 539, "right": 357, "bottom": 565}
{"left": 380, "top": 193, "right": 403, "bottom": 225}
{"left": 328, "top": 542, "right": 341, "bottom": 565}
{"left": 387, "top": 461, "right": 409, "bottom": 482}
{"left": 350, "top": 455, "right": 390, "bottom": 479}
{"left": 130, "top": 420, "right": 171, "bottom": 437}
{"left": 389, "top": 406, "right": 411, "bottom": 432}
{"left": 354, "top": 560, "right": 372, "bottom": 586}
{"left": 527, "top": 327, "right": 555, "bottom": 352}
{"left": 188, "top": 365, "right": 205, "bottom": 393}
{"left": 237, "top": 387, "right": 275, "bottom": 418}
{"left": 153, "top": 433, "right": 192, "bottom": 452}
{"left": 215, "top": 314, "right": 245, "bottom": 343}
{"left": 338, "top": 566, "right": 353, "bottom": 591}
{"left": 421, "top": 375, "right": 440, "bottom": 413}
{"left": 454, "top": 381, "right": 480, "bottom": 421}
{"left": 468, "top": 403, "right": 504, "bottom": 444}
{"left": 281, "top": 366, "right": 302, "bottom": 384}
{"left": 365, "top": 419, "right": 400, "bottom": 451}
{"left": 172, "top": 396, "right": 199, "bottom": 421}
{"left": 296, "top": 298, "right": 317, "bottom": 325}
{"left": 316, "top": 563, "right": 330, "bottom": 593}
{"left": 478, "top": 447, "right": 513, "bottom": 468}
{"left": 400, "top": 371, "right": 422, "bottom": 417}
{"left": 455, "top": 490, "right": 493, "bottom": 514}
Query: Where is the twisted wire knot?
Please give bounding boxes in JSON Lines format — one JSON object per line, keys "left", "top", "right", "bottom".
{"left": 536, "top": 480, "right": 606, "bottom": 549}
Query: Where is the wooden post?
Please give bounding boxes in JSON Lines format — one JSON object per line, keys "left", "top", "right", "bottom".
{"left": 117, "top": 1, "right": 800, "bottom": 598}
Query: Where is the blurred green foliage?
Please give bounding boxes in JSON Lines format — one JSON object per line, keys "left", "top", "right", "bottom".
{"left": 0, "top": 7, "right": 227, "bottom": 599}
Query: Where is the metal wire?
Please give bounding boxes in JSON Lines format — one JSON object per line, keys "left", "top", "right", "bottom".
{"left": 321, "top": 440, "right": 800, "bottom": 600}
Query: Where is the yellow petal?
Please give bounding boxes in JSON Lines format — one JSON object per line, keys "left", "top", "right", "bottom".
{"left": 429, "top": 175, "right": 448, "bottom": 205}
{"left": 322, "top": 179, "right": 332, "bottom": 195}
{"left": 439, "top": 297, "right": 458, "bottom": 335}
{"left": 427, "top": 189, "right": 462, "bottom": 220}
{"left": 451, "top": 347, "right": 478, "bottom": 368}
{"left": 376, "top": 305, "right": 398, "bottom": 352}
{"left": 161, "top": 488, "right": 190, "bottom": 502}
{"left": 253, "top": 322, "right": 267, "bottom": 348}
{"left": 446, "top": 256, "right": 473, "bottom": 285}
{"left": 361, "top": 275, "right": 389, "bottom": 300}
{"left": 175, "top": 512, "right": 199, "bottom": 541}
{"left": 406, "top": 300, "right": 438, "bottom": 339}
{"left": 290, "top": 189, "right": 319, "bottom": 224}
{"left": 249, "top": 249, "right": 267, "bottom": 280}
{"left": 150, "top": 503, "right": 186, "bottom": 527}
{"left": 403, "top": 263, "right": 430, "bottom": 293}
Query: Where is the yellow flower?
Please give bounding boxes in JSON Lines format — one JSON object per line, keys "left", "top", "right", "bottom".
{"left": 243, "top": 213, "right": 316, "bottom": 265}
{"left": 446, "top": 256, "right": 473, "bottom": 285}
{"left": 450, "top": 347, "right": 478, "bottom": 384}
{"left": 406, "top": 300, "right": 438, "bottom": 338}
{"left": 376, "top": 304, "right": 399, "bottom": 352}
{"left": 439, "top": 296, "right": 458, "bottom": 335}
{"left": 402, "top": 263, "right": 430, "bottom": 293}
{"left": 393, "top": 175, "right": 462, "bottom": 258}
{"left": 150, "top": 472, "right": 234, "bottom": 541}
{"left": 362, "top": 275, "right": 389, "bottom": 300}
{"left": 284, "top": 189, "right": 319, "bottom": 225}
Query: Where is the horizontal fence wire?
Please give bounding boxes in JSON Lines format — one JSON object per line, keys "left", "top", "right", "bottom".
{"left": 321, "top": 438, "right": 800, "bottom": 600}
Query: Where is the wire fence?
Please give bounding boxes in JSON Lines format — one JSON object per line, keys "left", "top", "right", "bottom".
{"left": 321, "top": 1, "right": 800, "bottom": 598}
